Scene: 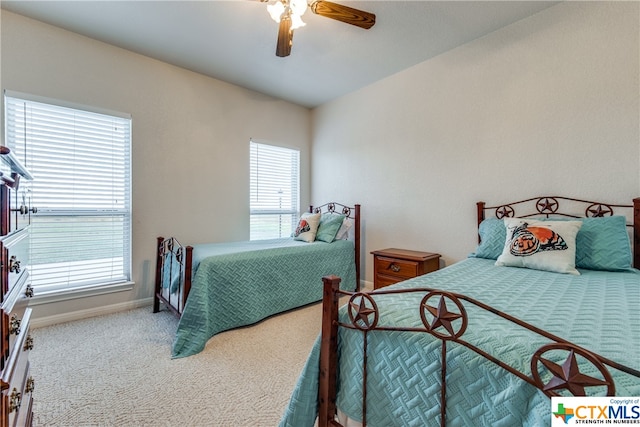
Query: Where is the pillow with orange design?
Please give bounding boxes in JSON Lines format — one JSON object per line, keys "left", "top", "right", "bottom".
{"left": 495, "top": 218, "right": 582, "bottom": 275}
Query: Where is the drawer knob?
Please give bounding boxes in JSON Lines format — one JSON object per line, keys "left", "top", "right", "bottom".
{"left": 389, "top": 263, "right": 401, "bottom": 273}
{"left": 26, "top": 376, "right": 35, "bottom": 394}
{"left": 9, "top": 255, "right": 21, "bottom": 273}
{"left": 9, "top": 314, "right": 21, "bottom": 336}
{"left": 24, "top": 334, "right": 34, "bottom": 351}
{"left": 25, "top": 284, "right": 34, "bottom": 298}
{"left": 9, "top": 388, "right": 21, "bottom": 413}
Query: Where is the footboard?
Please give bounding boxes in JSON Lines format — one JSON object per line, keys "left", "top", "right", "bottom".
{"left": 153, "top": 236, "right": 193, "bottom": 316}
{"left": 318, "top": 276, "right": 640, "bottom": 427}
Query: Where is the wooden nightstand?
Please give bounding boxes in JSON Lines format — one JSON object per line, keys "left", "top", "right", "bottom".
{"left": 371, "top": 248, "right": 441, "bottom": 289}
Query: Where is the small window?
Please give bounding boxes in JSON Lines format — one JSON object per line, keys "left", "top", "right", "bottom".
{"left": 249, "top": 141, "right": 300, "bottom": 240}
{"left": 4, "top": 91, "right": 131, "bottom": 294}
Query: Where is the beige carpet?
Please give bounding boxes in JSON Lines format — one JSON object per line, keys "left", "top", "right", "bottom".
{"left": 29, "top": 302, "right": 323, "bottom": 427}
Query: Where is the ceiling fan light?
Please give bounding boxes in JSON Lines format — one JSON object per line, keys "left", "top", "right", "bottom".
{"left": 267, "top": 1, "right": 285, "bottom": 23}
{"left": 290, "top": 0, "right": 308, "bottom": 17}
{"left": 290, "top": 14, "right": 306, "bottom": 30}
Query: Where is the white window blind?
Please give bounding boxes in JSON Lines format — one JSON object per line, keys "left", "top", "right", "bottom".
{"left": 4, "top": 92, "right": 131, "bottom": 293}
{"left": 250, "top": 141, "right": 299, "bottom": 240}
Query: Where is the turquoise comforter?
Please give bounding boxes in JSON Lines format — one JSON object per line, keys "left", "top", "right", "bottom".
{"left": 280, "top": 258, "right": 640, "bottom": 426}
{"left": 172, "top": 238, "right": 356, "bottom": 358}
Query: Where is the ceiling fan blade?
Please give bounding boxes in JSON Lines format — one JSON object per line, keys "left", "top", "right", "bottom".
{"left": 310, "top": 1, "right": 375, "bottom": 30}
{"left": 276, "top": 14, "right": 293, "bottom": 57}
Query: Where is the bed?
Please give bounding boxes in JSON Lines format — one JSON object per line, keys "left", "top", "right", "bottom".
{"left": 279, "top": 196, "right": 640, "bottom": 427}
{"left": 153, "top": 202, "right": 361, "bottom": 359}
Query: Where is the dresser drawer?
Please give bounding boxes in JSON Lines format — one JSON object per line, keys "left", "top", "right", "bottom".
{"left": 0, "top": 228, "right": 30, "bottom": 302}
{"left": 1, "top": 308, "right": 33, "bottom": 426}
{"left": 2, "top": 363, "right": 32, "bottom": 427}
{"left": 375, "top": 256, "right": 418, "bottom": 279}
{"left": 1, "top": 286, "right": 31, "bottom": 372}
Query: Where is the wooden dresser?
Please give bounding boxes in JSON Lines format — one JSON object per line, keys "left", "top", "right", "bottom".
{"left": 371, "top": 248, "right": 441, "bottom": 289}
{"left": 0, "top": 147, "right": 35, "bottom": 427}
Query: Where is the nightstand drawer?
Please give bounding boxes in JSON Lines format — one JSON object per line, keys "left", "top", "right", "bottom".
{"left": 371, "top": 248, "right": 441, "bottom": 290}
{"left": 375, "top": 257, "right": 418, "bottom": 279}
{"left": 374, "top": 274, "right": 404, "bottom": 289}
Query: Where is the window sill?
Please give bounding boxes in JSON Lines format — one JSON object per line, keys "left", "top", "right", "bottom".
{"left": 29, "top": 281, "right": 135, "bottom": 306}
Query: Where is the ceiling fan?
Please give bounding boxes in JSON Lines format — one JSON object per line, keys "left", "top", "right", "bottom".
{"left": 262, "top": 0, "right": 376, "bottom": 57}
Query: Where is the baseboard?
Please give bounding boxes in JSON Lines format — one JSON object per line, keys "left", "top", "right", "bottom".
{"left": 30, "top": 297, "right": 154, "bottom": 329}
{"left": 31, "top": 281, "right": 372, "bottom": 329}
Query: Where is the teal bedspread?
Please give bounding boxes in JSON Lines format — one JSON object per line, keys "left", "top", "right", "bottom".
{"left": 172, "top": 238, "right": 356, "bottom": 359}
{"left": 279, "top": 258, "right": 640, "bottom": 426}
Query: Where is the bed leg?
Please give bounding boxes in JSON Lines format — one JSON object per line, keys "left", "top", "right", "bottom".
{"left": 153, "top": 236, "right": 164, "bottom": 313}
{"left": 182, "top": 246, "right": 194, "bottom": 313}
{"left": 319, "top": 275, "right": 341, "bottom": 427}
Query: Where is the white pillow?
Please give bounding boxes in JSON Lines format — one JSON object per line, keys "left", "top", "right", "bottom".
{"left": 495, "top": 218, "right": 582, "bottom": 275}
{"left": 293, "top": 212, "right": 321, "bottom": 243}
{"left": 334, "top": 217, "right": 354, "bottom": 240}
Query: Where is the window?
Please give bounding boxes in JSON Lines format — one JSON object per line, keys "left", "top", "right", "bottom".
{"left": 249, "top": 141, "right": 299, "bottom": 240}
{"left": 4, "top": 91, "right": 131, "bottom": 294}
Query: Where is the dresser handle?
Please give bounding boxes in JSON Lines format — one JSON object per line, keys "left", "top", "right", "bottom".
{"left": 25, "top": 377, "right": 35, "bottom": 394}
{"left": 9, "top": 388, "right": 21, "bottom": 413}
{"left": 9, "top": 255, "right": 21, "bottom": 273}
{"left": 12, "top": 205, "right": 37, "bottom": 215}
{"left": 9, "top": 314, "right": 21, "bottom": 335}
{"left": 24, "top": 334, "right": 34, "bottom": 351}
{"left": 25, "top": 284, "right": 34, "bottom": 298}
{"left": 389, "top": 263, "right": 401, "bottom": 273}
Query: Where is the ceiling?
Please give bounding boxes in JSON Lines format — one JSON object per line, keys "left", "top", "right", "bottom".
{"left": 1, "top": 1, "right": 559, "bottom": 108}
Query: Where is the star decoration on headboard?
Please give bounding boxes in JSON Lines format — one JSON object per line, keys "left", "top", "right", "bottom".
{"left": 495, "top": 205, "right": 515, "bottom": 219}
{"left": 587, "top": 203, "right": 613, "bottom": 218}
{"left": 536, "top": 197, "right": 559, "bottom": 214}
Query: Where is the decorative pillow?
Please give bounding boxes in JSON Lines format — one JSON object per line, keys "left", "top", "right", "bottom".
{"left": 315, "top": 213, "right": 345, "bottom": 243}
{"left": 293, "top": 212, "right": 321, "bottom": 243}
{"left": 540, "top": 215, "right": 632, "bottom": 271}
{"left": 334, "top": 217, "right": 353, "bottom": 240}
{"left": 469, "top": 218, "right": 506, "bottom": 260}
{"left": 495, "top": 218, "right": 582, "bottom": 275}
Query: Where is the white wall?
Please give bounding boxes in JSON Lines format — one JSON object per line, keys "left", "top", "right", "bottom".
{"left": 311, "top": 2, "right": 640, "bottom": 282}
{"left": 0, "top": 11, "right": 311, "bottom": 322}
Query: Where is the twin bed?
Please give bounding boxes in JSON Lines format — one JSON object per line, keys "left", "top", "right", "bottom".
{"left": 153, "top": 202, "right": 361, "bottom": 359}
{"left": 280, "top": 196, "right": 640, "bottom": 426}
